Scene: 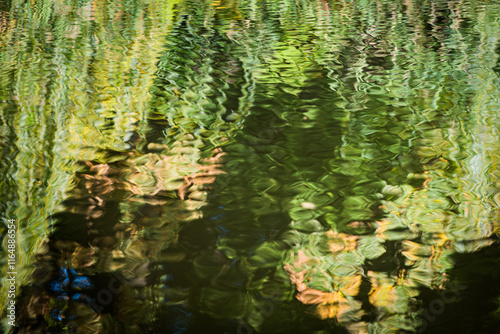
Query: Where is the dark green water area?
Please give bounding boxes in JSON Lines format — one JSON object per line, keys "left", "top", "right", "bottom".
{"left": 1, "top": 0, "right": 500, "bottom": 333}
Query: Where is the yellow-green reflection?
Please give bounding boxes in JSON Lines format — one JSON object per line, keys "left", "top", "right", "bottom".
{"left": 1, "top": 0, "right": 499, "bottom": 333}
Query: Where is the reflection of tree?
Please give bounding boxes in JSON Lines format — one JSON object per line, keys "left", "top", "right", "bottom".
{"left": 272, "top": 1, "right": 500, "bottom": 333}
{"left": 12, "top": 144, "right": 226, "bottom": 332}
{"left": 0, "top": 0, "right": 181, "bottom": 331}
{"left": 1, "top": 0, "right": 500, "bottom": 333}
{"left": 284, "top": 168, "right": 498, "bottom": 332}
{"left": 0, "top": 0, "right": 179, "bottom": 303}
{"left": 179, "top": 0, "right": 500, "bottom": 332}
{"left": 3, "top": 0, "right": 249, "bottom": 332}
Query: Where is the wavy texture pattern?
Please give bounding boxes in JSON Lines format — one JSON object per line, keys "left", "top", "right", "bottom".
{"left": 1, "top": 0, "right": 499, "bottom": 333}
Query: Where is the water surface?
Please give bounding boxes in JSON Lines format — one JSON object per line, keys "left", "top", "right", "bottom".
{"left": 1, "top": 0, "right": 500, "bottom": 333}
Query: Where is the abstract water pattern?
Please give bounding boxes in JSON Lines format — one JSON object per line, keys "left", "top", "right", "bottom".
{"left": 1, "top": 0, "right": 500, "bottom": 333}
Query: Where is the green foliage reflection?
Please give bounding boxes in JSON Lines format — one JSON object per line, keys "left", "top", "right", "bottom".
{"left": 1, "top": 0, "right": 499, "bottom": 333}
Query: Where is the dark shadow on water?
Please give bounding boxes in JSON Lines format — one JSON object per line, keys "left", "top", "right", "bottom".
{"left": 417, "top": 240, "right": 500, "bottom": 334}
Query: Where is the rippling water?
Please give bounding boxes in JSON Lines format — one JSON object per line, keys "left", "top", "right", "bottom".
{"left": 1, "top": 0, "right": 500, "bottom": 333}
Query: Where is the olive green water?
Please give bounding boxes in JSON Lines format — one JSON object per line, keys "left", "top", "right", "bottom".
{"left": 1, "top": 0, "right": 500, "bottom": 333}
